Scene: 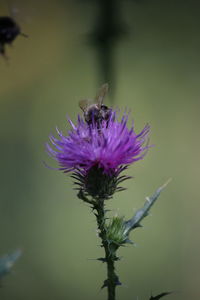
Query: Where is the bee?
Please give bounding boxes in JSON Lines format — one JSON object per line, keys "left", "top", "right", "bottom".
{"left": 0, "top": 16, "right": 27, "bottom": 59}
{"left": 79, "top": 83, "right": 112, "bottom": 126}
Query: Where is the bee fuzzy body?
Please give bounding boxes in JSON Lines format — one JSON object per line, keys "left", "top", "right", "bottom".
{"left": 84, "top": 104, "right": 111, "bottom": 125}
{"left": 0, "top": 16, "right": 27, "bottom": 58}
{"left": 79, "top": 84, "right": 112, "bottom": 126}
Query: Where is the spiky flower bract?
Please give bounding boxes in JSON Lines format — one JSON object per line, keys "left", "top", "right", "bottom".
{"left": 47, "top": 111, "right": 149, "bottom": 201}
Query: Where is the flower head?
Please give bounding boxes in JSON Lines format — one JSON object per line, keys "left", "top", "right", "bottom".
{"left": 47, "top": 111, "right": 150, "bottom": 201}
{"left": 47, "top": 112, "right": 149, "bottom": 174}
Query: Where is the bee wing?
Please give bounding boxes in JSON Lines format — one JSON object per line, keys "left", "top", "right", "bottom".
{"left": 95, "top": 83, "right": 109, "bottom": 108}
{"left": 79, "top": 99, "right": 92, "bottom": 112}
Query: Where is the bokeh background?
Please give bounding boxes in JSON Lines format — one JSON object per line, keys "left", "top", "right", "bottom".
{"left": 0, "top": 0, "right": 200, "bottom": 299}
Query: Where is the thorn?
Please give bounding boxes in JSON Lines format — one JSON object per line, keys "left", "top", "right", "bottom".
{"left": 131, "top": 223, "right": 142, "bottom": 229}
{"left": 149, "top": 291, "right": 173, "bottom": 300}
{"left": 125, "top": 238, "right": 134, "bottom": 245}
{"left": 115, "top": 278, "right": 122, "bottom": 286}
{"left": 97, "top": 257, "right": 107, "bottom": 262}
{"left": 158, "top": 178, "right": 172, "bottom": 192}
{"left": 145, "top": 196, "right": 151, "bottom": 203}
{"left": 87, "top": 257, "right": 106, "bottom": 262}
{"left": 101, "top": 279, "right": 108, "bottom": 289}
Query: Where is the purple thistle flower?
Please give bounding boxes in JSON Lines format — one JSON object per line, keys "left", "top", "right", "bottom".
{"left": 46, "top": 111, "right": 150, "bottom": 201}
{"left": 47, "top": 112, "right": 149, "bottom": 174}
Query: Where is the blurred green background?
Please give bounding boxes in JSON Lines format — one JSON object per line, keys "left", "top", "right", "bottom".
{"left": 0, "top": 0, "right": 200, "bottom": 299}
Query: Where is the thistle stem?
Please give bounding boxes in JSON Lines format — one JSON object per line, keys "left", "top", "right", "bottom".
{"left": 94, "top": 200, "right": 118, "bottom": 300}
{"left": 106, "top": 256, "right": 117, "bottom": 300}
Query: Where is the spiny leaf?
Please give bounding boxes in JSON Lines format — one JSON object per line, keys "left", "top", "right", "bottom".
{"left": 149, "top": 291, "right": 173, "bottom": 299}
{"left": 124, "top": 179, "right": 171, "bottom": 235}
{"left": 0, "top": 249, "right": 22, "bottom": 279}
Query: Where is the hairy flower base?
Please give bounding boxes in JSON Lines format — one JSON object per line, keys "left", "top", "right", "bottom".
{"left": 105, "top": 216, "right": 129, "bottom": 247}
{"left": 73, "top": 165, "right": 131, "bottom": 202}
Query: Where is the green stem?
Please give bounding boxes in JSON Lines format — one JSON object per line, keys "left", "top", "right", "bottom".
{"left": 94, "top": 200, "right": 118, "bottom": 300}
{"left": 106, "top": 256, "right": 117, "bottom": 300}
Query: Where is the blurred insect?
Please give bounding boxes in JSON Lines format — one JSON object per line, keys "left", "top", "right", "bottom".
{"left": 0, "top": 15, "right": 27, "bottom": 59}
{"left": 79, "top": 83, "right": 112, "bottom": 126}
